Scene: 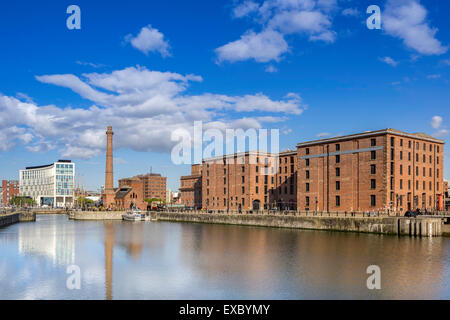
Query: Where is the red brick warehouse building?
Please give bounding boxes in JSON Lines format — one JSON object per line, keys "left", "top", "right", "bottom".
{"left": 115, "top": 173, "right": 167, "bottom": 210}
{"left": 297, "top": 129, "right": 445, "bottom": 213}
{"left": 180, "top": 164, "right": 202, "bottom": 209}
{"left": 1, "top": 180, "right": 19, "bottom": 205}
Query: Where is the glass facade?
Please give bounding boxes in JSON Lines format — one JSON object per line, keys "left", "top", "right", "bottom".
{"left": 19, "top": 161, "right": 75, "bottom": 207}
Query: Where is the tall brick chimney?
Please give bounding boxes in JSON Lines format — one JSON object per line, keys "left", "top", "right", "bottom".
{"left": 103, "top": 126, "right": 115, "bottom": 208}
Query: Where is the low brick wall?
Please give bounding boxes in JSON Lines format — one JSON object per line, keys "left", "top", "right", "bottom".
{"left": 69, "top": 211, "right": 124, "bottom": 220}
{"left": 156, "top": 212, "right": 444, "bottom": 237}
{"left": 0, "top": 213, "right": 19, "bottom": 228}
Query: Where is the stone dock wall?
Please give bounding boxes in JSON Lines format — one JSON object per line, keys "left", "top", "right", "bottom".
{"left": 0, "top": 213, "right": 20, "bottom": 228}
{"left": 156, "top": 212, "right": 444, "bottom": 237}
{"left": 69, "top": 211, "right": 124, "bottom": 220}
{"left": 0, "top": 212, "right": 36, "bottom": 228}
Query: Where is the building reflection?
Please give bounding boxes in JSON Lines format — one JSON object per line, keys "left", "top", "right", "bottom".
{"left": 18, "top": 219, "right": 75, "bottom": 266}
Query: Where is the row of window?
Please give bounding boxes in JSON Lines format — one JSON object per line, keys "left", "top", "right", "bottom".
{"left": 395, "top": 150, "right": 440, "bottom": 164}
{"left": 391, "top": 137, "right": 440, "bottom": 153}
{"left": 305, "top": 195, "right": 377, "bottom": 207}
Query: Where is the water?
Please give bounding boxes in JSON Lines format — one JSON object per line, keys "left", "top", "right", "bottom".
{"left": 0, "top": 214, "right": 449, "bottom": 299}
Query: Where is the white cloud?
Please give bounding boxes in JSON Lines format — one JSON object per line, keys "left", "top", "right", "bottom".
{"left": 216, "top": 0, "right": 337, "bottom": 63}
{"left": 0, "top": 66, "right": 306, "bottom": 158}
{"left": 383, "top": 0, "right": 447, "bottom": 55}
{"left": 233, "top": 1, "right": 259, "bottom": 18}
{"left": 265, "top": 65, "right": 278, "bottom": 73}
{"left": 76, "top": 61, "right": 105, "bottom": 68}
{"left": 426, "top": 74, "right": 441, "bottom": 79}
{"left": 434, "top": 129, "right": 449, "bottom": 137}
{"left": 431, "top": 116, "right": 448, "bottom": 137}
{"left": 441, "top": 59, "right": 450, "bottom": 66}
{"left": 125, "top": 25, "right": 171, "bottom": 57}
{"left": 342, "top": 8, "right": 359, "bottom": 17}
{"left": 317, "top": 132, "right": 330, "bottom": 138}
{"left": 431, "top": 115, "right": 443, "bottom": 129}
{"left": 215, "top": 29, "right": 288, "bottom": 63}
{"left": 379, "top": 56, "right": 398, "bottom": 66}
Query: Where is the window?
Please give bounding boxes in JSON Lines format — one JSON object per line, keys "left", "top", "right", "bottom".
{"left": 400, "top": 179, "right": 403, "bottom": 190}
{"left": 400, "top": 165, "right": 403, "bottom": 175}
{"left": 335, "top": 155, "right": 340, "bottom": 164}
{"left": 306, "top": 148, "right": 310, "bottom": 155}
{"left": 423, "top": 167, "right": 425, "bottom": 177}
{"left": 242, "top": 187, "right": 245, "bottom": 194}
{"left": 370, "top": 164, "right": 376, "bottom": 175}
{"left": 256, "top": 176, "right": 258, "bottom": 183}
{"left": 256, "top": 166, "right": 259, "bottom": 173}
{"left": 306, "top": 159, "right": 310, "bottom": 166}
{"left": 371, "top": 195, "right": 376, "bottom": 207}
{"left": 290, "top": 156, "right": 294, "bottom": 163}
{"left": 408, "top": 180, "right": 411, "bottom": 190}
{"left": 336, "top": 167, "right": 340, "bottom": 177}
{"left": 291, "top": 165, "right": 294, "bottom": 173}
{"left": 336, "top": 196, "right": 341, "bottom": 207}
{"left": 306, "top": 183, "right": 310, "bottom": 192}
{"left": 336, "top": 181, "right": 340, "bottom": 190}
{"left": 371, "top": 138, "right": 376, "bottom": 146}
{"left": 408, "top": 141, "right": 411, "bottom": 148}
{"left": 336, "top": 144, "right": 340, "bottom": 151}
{"left": 264, "top": 175, "right": 268, "bottom": 184}
{"left": 290, "top": 185, "right": 294, "bottom": 195}
{"left": 242, "top": 198, "right": 245, "bottom": 206}
{"left": 408, "top": 165, "right": 411, "bottom": 175}
{"left": 391, "top": 149, "right": 394, "bottom": 160}
{"left": 242, "top": 166, "right": 245, "bottom": 173}
{"left": 371, "top": 179, "right": 376, "bottom": 189}
{"left": 256, "top": 186, "right": 259, "bottom": 194}
{"left": 391, "top": 162, "right": 394, "bottom": 175}
{"left": 416, "top": 153, "right": 419, "bottom": 162}
{"left": 224, "top": 178, "right": 226, "bottom": 184}
{"left": 437, "top": 157, "right": 439, "bottom": 164}
{"left": 242, "top": 176, "right": 245, "bottom": 183}
{"left": 224, "top": 188, "right": 226, "bottom": 195}
{"left": 306, "top": 196, "right": 310, "bottom": 207}
{"left": 408, "top": 152, "right": 411, "bottom": 161}
{"left": 400, "top": 139, "right": 403, "bottom": 147}
{"left": 437, "top": 146, "right": 440, "bottom": 153}
{"left": 423, "top": 144, "right": 426, "bottom": 151}
{"left": 437, "top": 169, "right": 440, "bottom": 178}
{"left": 371, "top": 151, "right": 376, "bottom": 160}
{"left": 306, "top": 170, "right": 310, "bottom": 179}
{"left": 400, "top": 151, "right": 403, "bottom": 160}
{"left": 391, "top": 137, "right": 395, "bottom": 146}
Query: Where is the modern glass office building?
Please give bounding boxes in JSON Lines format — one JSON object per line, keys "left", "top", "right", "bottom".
{"left": 19, "top": 160, "right": 75, "bottom": 207}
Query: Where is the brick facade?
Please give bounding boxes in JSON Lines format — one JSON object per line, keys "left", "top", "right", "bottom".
{"left": 297, "top": 129, "right": 444, "bottom": 213}
{"left": 202, "top": 151, "right": 295, "bottom": 211}
{"left": 198, "top": 129, "right": 444, "bottom": 213}
{"left": 180, "top": 164, "right": 202, "bottom": 209}
{"left": 115, "top": 173, "right": 167, "bottom": 210}
{"left": 2, "top": 180, "right": 19, "bottom": 205}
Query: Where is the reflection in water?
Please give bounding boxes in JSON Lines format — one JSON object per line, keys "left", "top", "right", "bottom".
{"left": 104, "top": 223, "right": 114, "bottom": 300}
{"left": 18, "top": 218, "right": 75, "bottom": 266}
{"left": 0, "top": 215, "right": 449, "bottom": 299}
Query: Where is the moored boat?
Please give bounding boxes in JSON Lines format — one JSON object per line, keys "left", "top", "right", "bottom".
{"left": 122, "top": 209, "right": 142, "bottom": 221}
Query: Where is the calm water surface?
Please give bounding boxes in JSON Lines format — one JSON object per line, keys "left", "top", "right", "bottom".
{"left": 0, "top": 214, "right": 449, "bottom": 299}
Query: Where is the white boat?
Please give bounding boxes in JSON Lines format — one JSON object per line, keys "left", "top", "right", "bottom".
{"left": 122, "top": 209, "right": 143, "bottom": 221}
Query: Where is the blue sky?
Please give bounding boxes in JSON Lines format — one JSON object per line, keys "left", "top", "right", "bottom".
{"left": 0, "top": 0, "right": 449, "bottom": 191}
